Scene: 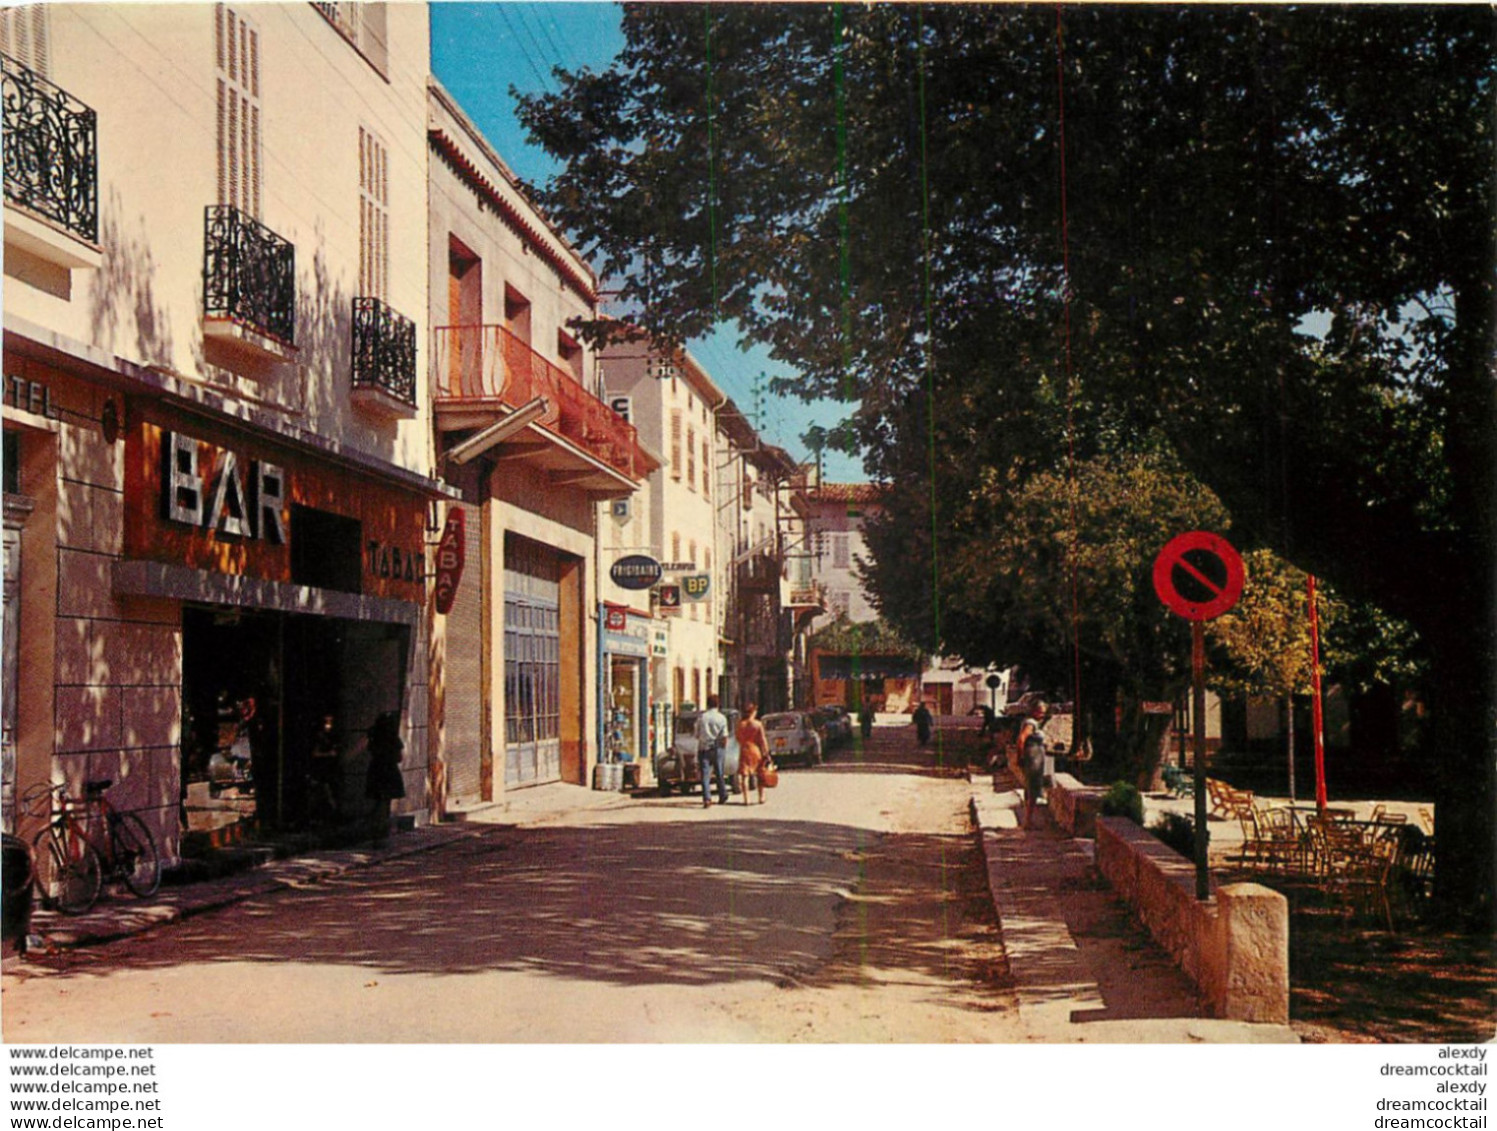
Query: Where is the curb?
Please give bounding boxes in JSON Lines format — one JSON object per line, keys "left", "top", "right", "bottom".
{"left": 969, "top": 781, "right": 1299, "bottom": 1044}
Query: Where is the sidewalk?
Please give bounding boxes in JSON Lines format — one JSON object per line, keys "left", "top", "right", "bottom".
{"left": 7, "top": 821, "right": 476, "bottom": 962}
{"left": 971, "top": 772, "right": 1299, "bottom": 1043}
{"left": 6, "top": 780, "right": 644, "bottom": 964}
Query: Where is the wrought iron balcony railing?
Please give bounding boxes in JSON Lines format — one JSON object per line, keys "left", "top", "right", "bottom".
{"left": 2, "top": 54, "right": 97, "bottom": 243}
{"left": 433, "top": 324, "right": 644, "bottom": 480}
{"left": 737, "top": 550, "right": 783, "bottom": 592}
{"left": 352, "top": 297, "right": 417, "bottom": 406}
{"left": 203, "top": 205, "right": 296, "bottom": 346}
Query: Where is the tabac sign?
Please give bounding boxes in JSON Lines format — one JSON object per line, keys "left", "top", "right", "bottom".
{"left": 433, "top": 508, "right": 466, "bottom": 615}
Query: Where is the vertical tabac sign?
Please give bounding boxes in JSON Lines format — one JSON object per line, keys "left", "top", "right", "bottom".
{"left": 1152, "top": 531, "right": 1246, "bottom": 901}
{"left": 433, "top": 508, "right": 466, "bottom": 615}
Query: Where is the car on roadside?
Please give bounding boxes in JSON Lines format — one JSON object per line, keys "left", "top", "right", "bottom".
{"left": 762, "top": 710, "right": 824, "bottom": 766}
{"left": 653, "top": 709, "right": 741, "bottom": 797}
{"left": 811, "top": 705, "right": 852, "bottom": 747}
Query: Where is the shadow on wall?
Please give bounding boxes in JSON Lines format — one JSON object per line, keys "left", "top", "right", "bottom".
{"left": 89, "top": 187, "right": 176, "bottom": 370}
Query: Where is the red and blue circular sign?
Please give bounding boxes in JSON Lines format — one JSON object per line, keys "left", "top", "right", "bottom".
{"left": 1152, "top": 531, "right": 1245, "bottom": 622}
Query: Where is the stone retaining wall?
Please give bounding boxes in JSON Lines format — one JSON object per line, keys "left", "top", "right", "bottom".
{"left": 1048, "top": 774, "right": 1108, "bottom": 837}
{"left": 1094, "top": 816, "right": 1289, "bottom": 1024}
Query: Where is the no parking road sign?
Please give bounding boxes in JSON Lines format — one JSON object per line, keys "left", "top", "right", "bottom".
{"left": 1153, "top": 530, "right": 1245, "bottom": 901}
{"left": 1152, "top": 531, "right": 1245, "bottom": 622}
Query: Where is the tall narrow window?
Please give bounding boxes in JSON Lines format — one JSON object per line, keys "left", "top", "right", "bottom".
{"left": 832, "top": 533, "right": 850, "bottom": 570}
{"left": 686, "top": 425, "right": 696, "bottom": 491}
{"left": 672, "top": 531, "right": 680, "bottom": 563}
{"left": 670, "top": 410, "right": 682, "bottom": 481}
{"left": 0, "top": 7, "right": 50, "bottom": 77}
{"left": 504, "top": 284, "right": 532, "bottom": 346}
{"left": 702, "top": 440, "right": 711, "bottom": 499}
{"left": 359, "top": 126, "right": 389, "bottom": 299}
{"left": 215, "top": 4, "right": 262, "bottom": 218}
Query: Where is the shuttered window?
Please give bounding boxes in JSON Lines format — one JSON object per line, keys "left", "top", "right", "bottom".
{"left": 0, "top": 7, "right": 50, "bottom": 77}
{"left": 702, "top": 440, "right": 711, "bottom": 499}
{"left": 670, "top": 410, "right": 682, "bottom": 481}
{"left": 359, "top": 126, "right": 389, "bottom": 299}
{"left": 215, "top": 4, "right": 262, "bottom": 218}
{"left": 686, "top": 425, "right": 696, "bottom": 491}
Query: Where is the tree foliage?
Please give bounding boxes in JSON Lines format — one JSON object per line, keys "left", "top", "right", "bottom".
{"left": 520, "top": 4, "right": 1496, "bottom": 918}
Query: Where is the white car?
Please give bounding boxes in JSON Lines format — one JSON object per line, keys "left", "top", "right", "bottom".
{"left": 761, "top": 711, "right": 823, "bottom": 766}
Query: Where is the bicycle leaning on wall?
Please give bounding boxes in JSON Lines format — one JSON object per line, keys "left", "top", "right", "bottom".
{"left": 21, "top": 780, "right": 161, "bottom": 915}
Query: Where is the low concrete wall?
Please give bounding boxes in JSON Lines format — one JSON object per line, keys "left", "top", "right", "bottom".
{"left": 1048, "top": 774, "right": 1108, "bottom": 837}
{"left": 1095, "top": 816, "right": 1289, "bottom": 1024}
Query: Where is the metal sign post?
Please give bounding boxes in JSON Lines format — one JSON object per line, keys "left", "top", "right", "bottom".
{"left": 1191, "top": 621, "right": 1210, "bottom": 899}
{"left": 1152, "top": 530, "right": 1247, "bottom": 902}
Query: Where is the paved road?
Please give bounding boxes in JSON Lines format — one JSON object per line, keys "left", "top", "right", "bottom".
{"left": 1, "top": 725, "right": 1022, "bottom": 1043}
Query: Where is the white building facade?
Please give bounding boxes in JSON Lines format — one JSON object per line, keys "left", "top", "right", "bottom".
{"left": 3, "top": 2, "right": 443, "bottom": 858}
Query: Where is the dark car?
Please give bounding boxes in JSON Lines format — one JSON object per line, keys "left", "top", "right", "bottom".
{"left": 811, "top": 705, "right": 852, "bottom": 747}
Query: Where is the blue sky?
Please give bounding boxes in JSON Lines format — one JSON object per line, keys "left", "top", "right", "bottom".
{"left": 429, "top": 2, "right": 864, "bottom": 481}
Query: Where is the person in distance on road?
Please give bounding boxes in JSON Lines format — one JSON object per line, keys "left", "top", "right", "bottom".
{"left": 735, "top": 703, "right": 770, "bottom": 806}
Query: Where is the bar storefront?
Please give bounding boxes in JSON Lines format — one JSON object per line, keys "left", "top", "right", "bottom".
{"left": 119, "top": 402, "right": 431, "bottom": 845}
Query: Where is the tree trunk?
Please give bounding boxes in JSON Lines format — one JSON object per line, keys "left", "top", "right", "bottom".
{"left": 1424, "top": 629, "right": 1495, "bottom": 929}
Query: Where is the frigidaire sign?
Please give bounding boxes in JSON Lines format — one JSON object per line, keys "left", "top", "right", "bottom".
{"left": 610, "top": 554, "right": 662, "bottom": 590}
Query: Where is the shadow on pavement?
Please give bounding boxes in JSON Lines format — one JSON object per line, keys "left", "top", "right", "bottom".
{"left": 20, "top": 816, "right": 1002, "bottom": 998}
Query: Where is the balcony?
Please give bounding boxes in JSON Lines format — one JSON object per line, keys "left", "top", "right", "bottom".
{"left": 351, "top": 297, "right": 417, "bottom": 417}
{"left": 433, "top": 324, "right": 651, "bottom": 493}
{"left": 737, "top": 550, "right": 783, "bottom": 593}
{"left": 2, "top": 54, "right": 100, "bottom": 267}
{"left": 203, "top": 204, "right": 296, "bottom": 355}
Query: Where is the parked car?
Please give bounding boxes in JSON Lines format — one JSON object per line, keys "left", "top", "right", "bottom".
{"left": 761, "top": 711, "right": 824, "bottom": 766}
{"left": 654, "top": 709, "right": 741, "bottom": 797}
{"left": 811, "top": 705, "right": 852, "bottom": 747}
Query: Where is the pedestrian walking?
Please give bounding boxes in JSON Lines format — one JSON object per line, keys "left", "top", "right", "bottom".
{"left": 365, "top": 710, "right": 405, "bottom": 845}
{"left": 735, "top": 703, "right": 770, "bottom": 805}
{"left": 912, "top": 700, "right": 933, "bottom": 747}
{"left": 695, "top": 695, "right": 731, "bottom": 807}
{"left": 1017, "top": 701, "right": 1049, "bottom": 829}
{"left": 858, "top": 701, "right": 874, "bottom": 739}
{"left": 308, "top": 711, "right": 342, "bottom": 824}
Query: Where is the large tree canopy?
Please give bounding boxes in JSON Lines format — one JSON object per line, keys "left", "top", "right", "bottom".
{"left": 519, "top": 5, "right": 1495, "bottom": 918}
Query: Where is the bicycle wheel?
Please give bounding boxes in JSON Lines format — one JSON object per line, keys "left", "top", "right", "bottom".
{"left": 30, "top": 825, "right": 102, "bottom": 915}
{"left": 112, "top": 812, "right": 161, "bottom": 897}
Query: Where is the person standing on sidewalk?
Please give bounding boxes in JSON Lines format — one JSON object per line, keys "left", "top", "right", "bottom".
{"left": 1018, "top": 701, "right": 1049, "bottom": 829}
{"left": 695, "top": 695, "right": 731, "bottom": 807}
{"left": 365, "top": 711, "right": 405, "bottom": 844}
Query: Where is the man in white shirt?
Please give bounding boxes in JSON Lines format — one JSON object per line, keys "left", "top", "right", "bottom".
{"left": 695, "top": 695, "right": 730, "bottom": 808}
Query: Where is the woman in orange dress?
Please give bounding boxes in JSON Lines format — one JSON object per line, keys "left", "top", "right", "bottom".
{"left": 735, "top": 703, "right": 770, "bottom": 805}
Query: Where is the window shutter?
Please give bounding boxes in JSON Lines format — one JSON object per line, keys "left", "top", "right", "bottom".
{"left": 670, "top": 411, "right": 682, "bottom": 480}
{"left": 702, "top": 440, "right": 711, "bottom": 499}
{"left": 686, "top": 425, "right": 696, "bottom": 490}
{"left": 359, "top": 126, "right": 390, "bottom": 298}
{"left": 1, "top": 7, "right": 51, "bottom": 77}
